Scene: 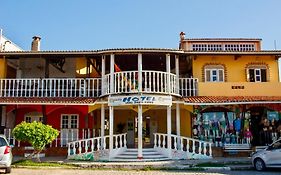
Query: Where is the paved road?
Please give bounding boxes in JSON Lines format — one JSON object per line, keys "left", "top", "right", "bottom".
{"left": 3, "top": 169, "right": 281, "bottom": 175}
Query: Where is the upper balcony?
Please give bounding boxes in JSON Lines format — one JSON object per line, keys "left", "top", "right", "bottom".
{"left": 0, "top": 71, "right": 198, "bottom": 99}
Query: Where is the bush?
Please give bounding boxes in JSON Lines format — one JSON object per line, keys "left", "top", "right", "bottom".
{"left": 12, "top": 121, "right": 59, "bottom": 161}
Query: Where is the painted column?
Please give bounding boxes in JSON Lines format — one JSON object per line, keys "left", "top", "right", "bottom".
{"left": 175, "top": 55, "right": 179, "bottom": 94}
{"left": 167, "top": 105, "right": 172, "bottom": 158}
{"left": 101, "top": 104, "right": 105, "bottom": 149}
{"left": 138, "top": 53, "right": 142, "bottom": 92}
{"left": 166, "top": 54, "right": 171, "bottom": 93}
{"left": 101, "top": 55, "right": 105, "bottom": 95}
{"left": 109, "top": 106, "right": 114, "bottom": 158}
{"left": 176, "top": 103, "right": 181, "bottom": 149}
{"left": 110, "top": 54, "right": 115, "bottom": 94}
{"left": 137, "top": 105, "right": 143, "bottom": 159}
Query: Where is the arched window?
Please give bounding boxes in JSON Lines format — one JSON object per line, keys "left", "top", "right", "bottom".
{"left": 204, "top": 65, "right": 225, "bottom": 82}
{"left": 246, "top": 64, "right": 268, "bottom": 82}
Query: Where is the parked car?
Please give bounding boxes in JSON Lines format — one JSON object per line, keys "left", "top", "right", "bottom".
{"left": 252, "top": 139, "right": 281, "bottom": 171}
{"left": 0, "top": 135, "right": 12, "bottom": 174}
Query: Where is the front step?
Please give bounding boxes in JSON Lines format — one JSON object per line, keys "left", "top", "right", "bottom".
{"left": 112, "top": 148, "right": 169, "bottom": 161}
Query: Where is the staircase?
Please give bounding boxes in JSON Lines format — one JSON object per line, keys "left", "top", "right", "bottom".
{"left": 112, "top": 148, "right": 169, "bottom": 161}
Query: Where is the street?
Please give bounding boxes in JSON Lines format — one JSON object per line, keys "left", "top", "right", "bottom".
{"left": 3, "top": 168, "right": 281, "bottom": 175}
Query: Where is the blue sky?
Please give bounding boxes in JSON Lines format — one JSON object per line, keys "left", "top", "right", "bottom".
{"left": 1, "top": 0, "right": 281, "bottom": 51}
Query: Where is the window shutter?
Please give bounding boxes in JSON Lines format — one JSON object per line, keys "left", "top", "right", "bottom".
{"left": 206, "top": 70, "right": 211, "bottom": 82}
{"left": 218, "top": 69, "right": 224, "bottom": 82}
{"left": 261, "top": 69, "right": 267, "bottom": 82}
{"left": 249, "top": 69, "right": 255, "bottom": 82}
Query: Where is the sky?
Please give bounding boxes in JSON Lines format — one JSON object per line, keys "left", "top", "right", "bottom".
{"left": 1, "top": 0, "right": 281, "bottom": 51}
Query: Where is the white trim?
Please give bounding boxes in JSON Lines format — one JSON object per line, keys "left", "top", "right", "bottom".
{"left": 60, "top": 114, "right": 79, "bottom": 129}
{"left": 204, "top": 68, "right": 224, "bottom": 82}
{"left": 184, "top": 101, "right": 281, "bottom": 106}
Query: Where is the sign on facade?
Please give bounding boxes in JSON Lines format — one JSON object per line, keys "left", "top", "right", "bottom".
{"left": 108, "top": 95, "right": 172, "bottom": 106}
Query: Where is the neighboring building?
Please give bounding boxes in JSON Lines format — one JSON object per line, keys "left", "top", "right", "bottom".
{"left": 180, "top": 32, "right": 281, "bottom": 155}
{"left": 0, "top": 32, "right": 280, "bottom": 160}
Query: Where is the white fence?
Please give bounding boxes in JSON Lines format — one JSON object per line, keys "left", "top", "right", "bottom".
{"left": 179, "top": 78, "right": 198, "bottom": 96}
{"left": 67, "top": 133, "right": 127, "bottom": 157}
{"left": 0, "top": 78, "right": 101, "bottom": 98}
{"left": 4, "top": 128, "right": 99, "bottom": 147}
{"left": 154, "top": 133, "right": 212, "bottom": 158}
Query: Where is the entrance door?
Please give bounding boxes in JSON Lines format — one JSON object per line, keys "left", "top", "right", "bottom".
{"left": 61, "top": 114, "right": 79, "bottom": 146}
{"left": 127, "top": 118, "right": 135, "bottom": 148}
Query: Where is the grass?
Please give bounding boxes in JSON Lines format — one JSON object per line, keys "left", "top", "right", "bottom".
{"left": 12, "top": 159, "right": 77, "bottom": 168}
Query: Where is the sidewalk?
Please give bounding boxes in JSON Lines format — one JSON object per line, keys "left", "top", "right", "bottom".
{"left": 13, "top": 156, "right": 253, "bottom": 170}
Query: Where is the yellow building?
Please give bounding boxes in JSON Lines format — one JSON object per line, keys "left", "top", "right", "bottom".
{"left": 180, "top": 32, "right": 281, "bottom": 154}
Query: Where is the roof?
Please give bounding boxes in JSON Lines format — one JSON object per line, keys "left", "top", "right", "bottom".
{"left": 0, "top": 97, "right": 97, "bottom": 105}
{"left": 182, "top": 38, "right": 262, "bottom": 42}
{"left": 183, "top": 96, "right": 281, "bottom": 105}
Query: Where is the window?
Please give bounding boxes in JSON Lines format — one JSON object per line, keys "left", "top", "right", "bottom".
{"left": 61, "top": 114, "right": 79, "bottom": 129}
{"left": 247, "top": 66, "right": 267, "bottom": 82}
{"left": 25, "top": 112, "right": 43, "bottom": 123}
{"left": 204, "top": 65, "right": 225, "bottom": 82}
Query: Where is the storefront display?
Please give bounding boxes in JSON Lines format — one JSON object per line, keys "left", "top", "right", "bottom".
{"left": 193, "top": 106, "right": 281, "bottom": 147}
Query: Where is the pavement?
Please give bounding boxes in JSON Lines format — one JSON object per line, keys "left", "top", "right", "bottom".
{"left": 13, "top": 156, "right": 253, "bottom": 171}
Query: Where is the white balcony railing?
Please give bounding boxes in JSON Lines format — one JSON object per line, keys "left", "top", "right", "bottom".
{"left": 0, "top": 78, "right": 101, "bottom": 98}
{"left": 104, "top": 70, "right": 179, "bottom": 95}
{"left": 0, "top": 72, "right": 198, "bottom": 98}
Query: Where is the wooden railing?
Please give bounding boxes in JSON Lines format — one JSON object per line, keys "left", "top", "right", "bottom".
{"left": 0, "top": 73, "right": 198, "bottom": 98}
{"left": 0, "top": 78, "right": 101, "bottom": 98}
{"left": 67, "top": 133, "right": 127, "bottom": 157}
{"left": 154, "top": 133, "right": 212, "bottom": 158}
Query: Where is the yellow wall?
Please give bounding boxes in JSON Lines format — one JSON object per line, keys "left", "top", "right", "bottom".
{"left": 76, "top": 57, "right": 100, "bottom": 78}
{"left": 0, "top": 58, "right": 7, "bottom": 78}
{"left": 91, "top": 105, "right": 191, "bottom": 137}
{"left": 193, "top": 55, "right": 279, "bottom": 82}
{"left": 198, "top": 82, "right": 281, "bottom": 96}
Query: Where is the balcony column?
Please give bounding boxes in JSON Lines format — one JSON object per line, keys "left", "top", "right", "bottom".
{"left": 175, "top": 55, "right": 180, "bottom": 94}
{"left": 166, "top": 54, "right": 171, "bottom": 93}
{"left": 110, "top": 54, "right": 115, "bottom": 94}
{"left": 167, "top": 105, "right": 172, "bottom": 158}
{"left": 101, "top": 104, "right": 105, "bottom": 149}
{"left": 101, "top": 55, "right": 106, "bottom": 95}
{"left": 138, "top": 53, "right": 142, "bottom": 92}
{"left": 176, "top": 103, "right": 181, "bottom": 149}
{"left": 109, "top": 106, "right": 114, "bottom": 159}
{"left": 137, "top": 105, "right": 143, "bottom": 159}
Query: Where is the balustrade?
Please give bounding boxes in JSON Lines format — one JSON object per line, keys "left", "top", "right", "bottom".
{"left": 154, "top": 133, "right": 212, "bottom": 157}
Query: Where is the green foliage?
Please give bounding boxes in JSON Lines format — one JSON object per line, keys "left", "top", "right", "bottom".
{"left": 12, "top": 121, "right": 59, "bottom": 152}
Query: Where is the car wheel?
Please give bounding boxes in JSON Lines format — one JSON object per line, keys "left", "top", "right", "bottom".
{"left": 254, "top": 158, "right": 266, "bottom": 171}
{"left": 5, "top": 167, "right": 11, "bottom": 174}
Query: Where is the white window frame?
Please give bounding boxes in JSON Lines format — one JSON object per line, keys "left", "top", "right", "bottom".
{"left": 249, "top": 68, "right": 266, "bottom": 82}
{"left": 60, "top": 114, "right": 79, "bottom": 129}
{"left": 205, "top": 68, "right": 224, "bottom": 82}
{"left": 25, "top": 114, "right": 43, "bottom": 123}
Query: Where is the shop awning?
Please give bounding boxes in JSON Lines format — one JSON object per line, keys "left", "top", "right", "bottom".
{"left": 184, "top": 96, "right": 281, "bottom": 105}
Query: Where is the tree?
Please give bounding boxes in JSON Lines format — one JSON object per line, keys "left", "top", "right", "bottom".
{"left": 12, "top": 121, "right": 59, "bottom": 162}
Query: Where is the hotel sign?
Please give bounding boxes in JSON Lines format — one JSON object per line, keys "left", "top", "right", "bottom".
{"left": 108, "top": 95, "right": 172, "bottom": 106}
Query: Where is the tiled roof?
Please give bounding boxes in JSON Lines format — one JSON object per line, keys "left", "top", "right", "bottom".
{"left": 0, "top": 97, "right": 97, "bottom": 105}
{"left": 184, "top": 96, "right": 281, "bottom": 105}
{"left": 183, "top": 38, "right": 262, "bottom": 41}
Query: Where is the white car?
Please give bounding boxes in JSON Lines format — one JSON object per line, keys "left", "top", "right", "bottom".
{"left": 251, "top": 139, "right": 281, "bottom": 171}
{"left": 0, "top": 135, "right": 12, "bottom": 174}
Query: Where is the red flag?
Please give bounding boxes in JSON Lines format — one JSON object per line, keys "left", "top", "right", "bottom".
{"left": 114, "top": 64, "right": 122, "bottom": 72}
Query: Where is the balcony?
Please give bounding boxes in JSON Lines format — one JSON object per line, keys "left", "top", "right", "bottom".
{"left": 0, "top": 71, "right": 198, "bottom": 98}
{"left": 198, "top": 82, "right": 281, "bottom": 96}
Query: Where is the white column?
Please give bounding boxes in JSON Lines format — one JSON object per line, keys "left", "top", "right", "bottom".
{"left": 167, "top": 105, "right": 172, "bottom": 158}
{"left": 110, "top": 54, "right": 115, "bottom": 94}
{"left": 109, "top": 106, "right": 114, "bottom": 158}
{"left": 176, "top": 103, "right": 181, "bottom": 149}
{"left": 137, "top": 105, "right": 143, "bottom": 159}
{"left": 166, "top": 54, "right": 171, "bottom": 93}
{"left": 101, "top": 55, "right": 106, "bottom": 95}
{"left": 101, "top": 104, "right": 105, "bottom": 149}
{"left": 138, "top": 53, "right": 142, "bottom": 92}
{"left": 175, "top": 55, "right": 179, "bottom": 94}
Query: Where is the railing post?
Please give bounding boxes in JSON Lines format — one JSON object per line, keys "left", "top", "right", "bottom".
{"left": 166, "top": 54, "right": 171, "bottom": 94}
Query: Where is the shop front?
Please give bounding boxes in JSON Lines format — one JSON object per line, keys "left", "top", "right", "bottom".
{"left": 192, "top": 104, "right": 281, "bottom": 148}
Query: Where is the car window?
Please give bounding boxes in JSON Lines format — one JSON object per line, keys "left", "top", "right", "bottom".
{"left": 271, "top": 140, "right": 281, "bottom": 150}
{"left": 0, "top": 138, "right": 8, "bottom": 147}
